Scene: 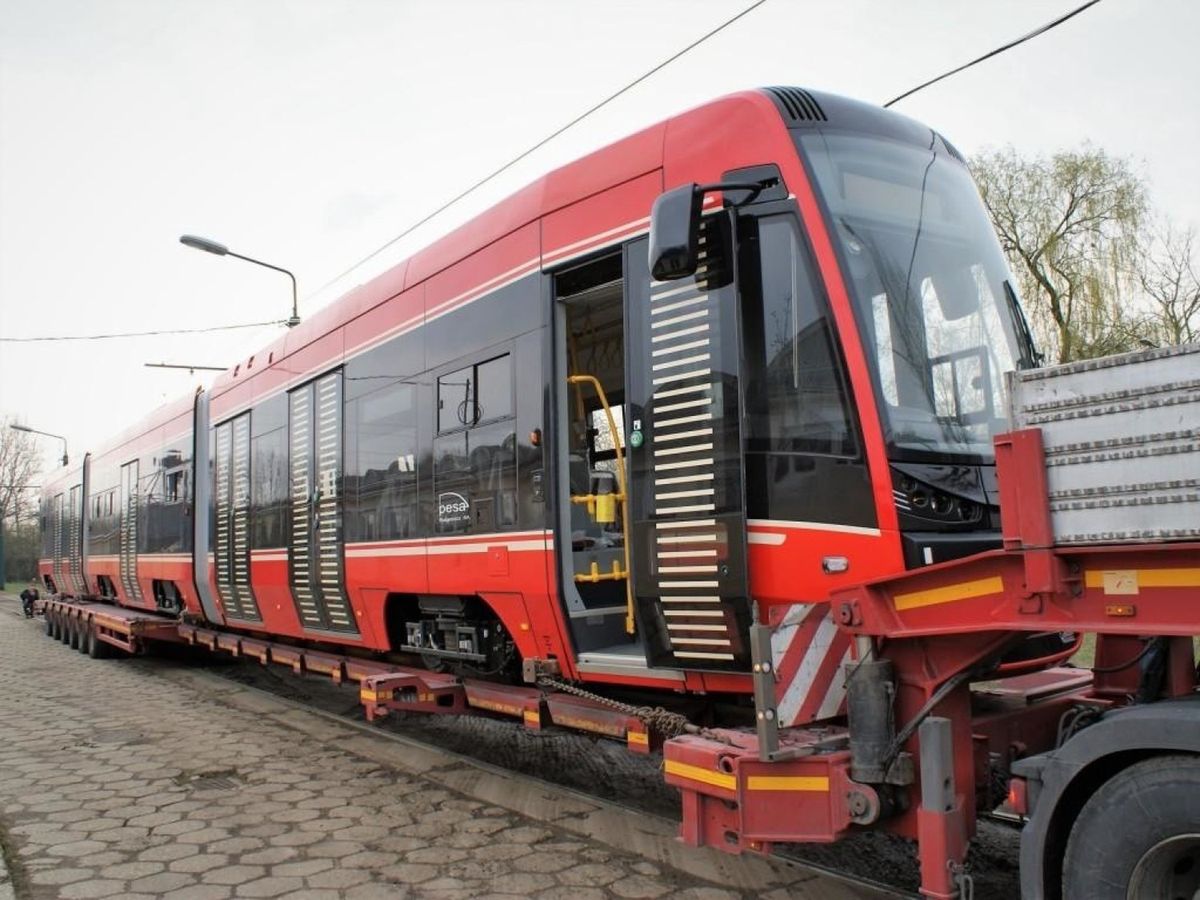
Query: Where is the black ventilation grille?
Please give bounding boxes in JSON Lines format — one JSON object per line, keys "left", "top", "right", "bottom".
{"left": 764, "top": 86, "right": 827, "bottom": 123}
{"left": 938, "top": 133, "right": 967, "bottom": 164}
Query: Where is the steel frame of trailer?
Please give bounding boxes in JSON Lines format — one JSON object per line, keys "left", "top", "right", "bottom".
{"left": 30, "top": 413, "right": 1200, "bottom": 900}
{"left": 180, "top": 622, "right": 658, "bottom": 754}
{"left": 661, "top": 427, "right": 1200, "bottom": 899}
{"left": 41, "top": 597, "right": 183, "bottom": 655}
{"left": 32, "top": 604, "right": 660, "bottom": 756}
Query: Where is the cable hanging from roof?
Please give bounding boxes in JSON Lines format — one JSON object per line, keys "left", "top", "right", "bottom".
{"left": 0, "top": 320, "right": 287, "bottom": 343}
{"left": 883, "top": 0, "right": 1104, "bottom": 108}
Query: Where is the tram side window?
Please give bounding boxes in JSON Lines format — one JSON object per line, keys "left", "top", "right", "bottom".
{"left": 743, "top": 215, "right": 856, "bottom": 457}
{"left": 146, "top": 449, "right": 192, "bottom": 553}
{"left": 344, "top": 381, "right": 418, "bottom": 542}
{"left": 434, "top": 354, "right": 516, "bottom": 533}
{"left": 250, "top": 427, "right": 288, "bottom": 548}
{"left": 137, "top": 465, "right": 155, "bottom": 553}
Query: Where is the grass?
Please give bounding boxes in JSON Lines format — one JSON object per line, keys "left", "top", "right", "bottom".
{"left": 1070, "top": 632, "right": 1200, "bottom": 668}
{"left": 1069, "top": 633, "right": 1097, "bottom": 668}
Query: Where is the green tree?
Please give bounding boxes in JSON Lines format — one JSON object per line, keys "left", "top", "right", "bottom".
{"left": 4, "top": 520, "right": 40, "bottom": 583}
{"left": 972, "top": 146, "right": 1147, "bottom": 363}
{"left": 1137, "top": 222, "right": 1200, "bottom": 347}
{"left": 1, "top": 417, "right": 42, "bottom": 584}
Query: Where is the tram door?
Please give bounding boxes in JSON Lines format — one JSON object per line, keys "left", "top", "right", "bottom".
{"left": 50, "top": 492, "right": 64, "bottom": 593}
{"left": 118, "top": 460, "right": 143, "bottom": 604}
{"left": 288, "top": 370, "right": 358, "bottom": 634}
{"left": 213, "top": 414, "right": 260, "bottom": 621}
{"left": 623, "top": 219, "right": 753, "bottom": 672}
{"left": 67, "top": 483, "right": 83, "bottom": 594}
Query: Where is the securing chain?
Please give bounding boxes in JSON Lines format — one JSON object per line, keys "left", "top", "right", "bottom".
{"left": 535, "top": 674, "right": 713, "bottom": 741}
{"left": 949, "top": 860, "right": 975, "bottom": 900}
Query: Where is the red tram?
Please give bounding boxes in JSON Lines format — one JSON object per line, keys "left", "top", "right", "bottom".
{"left": 42, "top": 86, "right": 1031, "bottom": 703}
{"left": 37, "top": 87, "right": 1200, "bottom": 899}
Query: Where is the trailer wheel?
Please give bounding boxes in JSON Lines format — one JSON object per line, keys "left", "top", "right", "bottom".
{"left": 87, "top": 628, "right": 107, "bottom": 659}
{"left": 1063, "top": 755, "right": 1200, "bottom": 900}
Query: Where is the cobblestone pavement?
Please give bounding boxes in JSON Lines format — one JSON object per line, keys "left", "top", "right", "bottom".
{"left": 0, "top": 598, "right": 882, "bottom": 899}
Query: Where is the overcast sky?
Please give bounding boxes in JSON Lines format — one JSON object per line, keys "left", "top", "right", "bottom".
{"left": 1, "top": 0, "right": 1196, "bottom": 478}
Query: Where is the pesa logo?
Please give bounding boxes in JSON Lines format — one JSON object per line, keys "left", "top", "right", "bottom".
{"left": 437, "top": 491, "right": 471, "bottom": 527}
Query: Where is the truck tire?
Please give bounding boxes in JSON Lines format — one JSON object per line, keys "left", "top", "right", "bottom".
{"left": 87, "top": 628, "right": 108, "bottom": 659}
{"left": 1063, "top": 754, "right": 1200, "bottom": 900}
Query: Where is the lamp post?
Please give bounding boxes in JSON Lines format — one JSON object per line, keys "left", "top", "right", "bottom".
{"left": 144, "top": 363, "right": 226, "bottom": 375}
{"left": 10, "top": 424, "right": 68, "bottom": 468}
{"left": 179, "top": 234, "right": 301, "bottom": 328}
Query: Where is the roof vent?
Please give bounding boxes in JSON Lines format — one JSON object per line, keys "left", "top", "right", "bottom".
{"left": 764, "top": 87, "right": 827, "bottom": 124}
{"left": 937, "top": 132, "right": 966, "bottom": 164}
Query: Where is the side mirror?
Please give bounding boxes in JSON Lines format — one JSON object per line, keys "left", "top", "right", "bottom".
{"left": 649, "top": 184, "right": 702, "bottom": 281}
{"left": 649, "top": 180, "right": 767, "bottom": 281}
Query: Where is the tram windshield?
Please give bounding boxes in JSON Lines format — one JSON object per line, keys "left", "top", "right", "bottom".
{"left": 799, "top": 130, "right": 1036, "bottom": 462}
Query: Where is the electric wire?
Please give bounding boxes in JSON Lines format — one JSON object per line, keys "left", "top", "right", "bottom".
{"left": 311, "top": 0, "right": 770, "bottom": 298}
{"left": 0, "top": 320, "right": 287, "bottom": 343}
{"left": 1088, "top": 636, "right": 1161, "bottom": 674}
{"left": 884, "top": 0, "right": 1104, "bottom": 108}
{"left": 883, "top": 668, "right": 974, "bottom": 770}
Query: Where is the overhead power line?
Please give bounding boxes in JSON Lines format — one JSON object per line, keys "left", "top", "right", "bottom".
{"left": 884, "top": 0, "right": 1104, "bottom": 108}
{"left": 0, "top": 320, "right": 286, "bottom": 343}
{"left": 313, "top": 0, "right": 770, "bottom": 297}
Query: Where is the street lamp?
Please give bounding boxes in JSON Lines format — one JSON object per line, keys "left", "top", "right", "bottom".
{"left": 144, "top": 362, "right": 226, "bottom": 375}
{"left": 10, "top": 424, "right": 68, "bottom": 467}
{"left": 180, "top": 234, "right": 301, "bottom": 328}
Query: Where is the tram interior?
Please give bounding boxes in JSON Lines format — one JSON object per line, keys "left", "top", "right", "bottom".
{"left": 555, "top": 254, "right": 647, "bottom": 662}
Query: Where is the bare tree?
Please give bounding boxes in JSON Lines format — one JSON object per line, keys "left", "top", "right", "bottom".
{"left": 1138, "top": 222, "right": 1200, "bottom": 346}
{"left": 972, "top": 146, "right": 1147, "bottom": 363}
{"left": 0, "top": 417, "right": 42, "bottom": 526}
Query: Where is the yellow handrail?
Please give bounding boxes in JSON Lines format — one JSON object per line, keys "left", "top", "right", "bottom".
{"left": 567, "top": 374, "right": 636, "bottom": 635}
{"left": 573, "top": 560, "right": 627, "bottom": 584}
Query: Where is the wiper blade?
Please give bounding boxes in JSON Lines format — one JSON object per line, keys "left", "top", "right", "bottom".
{"left": 1003, "top": 279, "right": 1043, "bottom": 368}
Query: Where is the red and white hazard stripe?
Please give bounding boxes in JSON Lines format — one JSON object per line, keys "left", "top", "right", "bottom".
{"left": 770, "top": 603, "right": 853, "bottom": 727}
